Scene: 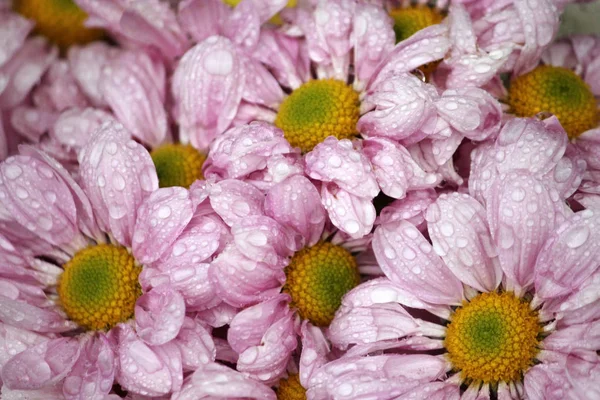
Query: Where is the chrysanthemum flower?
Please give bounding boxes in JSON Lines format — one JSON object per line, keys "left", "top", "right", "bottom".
{"left": 302, "top": 119, "right": 599, "bottom": 399}
{"left": 0, "top": 122, "right": 227, "bottom": 398}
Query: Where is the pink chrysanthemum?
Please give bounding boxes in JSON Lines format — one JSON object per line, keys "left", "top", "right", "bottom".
{"left": 301, "top": 117, "right": 599, "bottom": 399}
{"left": 0, "top": 122, "right": 232, "bottom": 398}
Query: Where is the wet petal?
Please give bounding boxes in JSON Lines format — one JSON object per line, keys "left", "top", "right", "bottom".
{"left": 135, "top": 286, "right": 186, "bottom": 346}
{"left": 173, "top": 317, "right": 216, "bottom": 370}
{"left": 321, "top": 184, "right": 376, "bottom": 239}
{"left": 208, "top": 179, "right": 265, "bottom": 227}
{"left": 177, "top": 0, "right": 229, "bottom": 43}
{"left": 68, "top": 42, "right": 119, "bottom": 107}
{"left": 299, "top": 322, "right": 330, "bottom": 387}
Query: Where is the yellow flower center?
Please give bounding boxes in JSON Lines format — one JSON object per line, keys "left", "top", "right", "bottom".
{"left": 58, "top": 245, "right": 142, "bottom": 331}
{"left": 275, "top": 79, "right": 360, "bottom": 153}
{"left": 282, "top": 242, "right": 360, "bottom": 327}
{"left": 276, "top": 374, "right": 306, "bottom": 400}
{"left": 222, "top": 0, "right": 297, "bottom": 25}
{"left": 445, "top": 292, "right": 541, "bottom": 384}
{"left": 508, "top": 65, "right": 599, "bottom": 139}
{"left": 13, "top": 0, "right": 104, "bottom": 52}
{"left": 150, "top": 144, "right": 206, "bottom": 189}
{"left": 389, "top": 5, "right": 445, "bottom": 43}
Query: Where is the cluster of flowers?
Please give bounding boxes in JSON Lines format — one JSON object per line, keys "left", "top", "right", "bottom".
{"left": 0, "top": 0, "right": 599, "bottom": 399}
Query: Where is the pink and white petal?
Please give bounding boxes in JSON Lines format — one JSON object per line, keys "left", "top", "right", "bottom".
{"left": 214, "top": 337, "right": 238, "bottom": 364}
{"left": 343, "top": 336, "right": 445, "bottom": 358}
{"left": 68, "top": 42, "right": 119, "bottom": 107}
{"left": 132, "top": 187, "right": 194, "bottom": 264}
{"left": 543, "top": 320, "right": 600, "bottom": 354}
{"left": 209, "top": 245, "right": 285, "bottom": 308}
{"left": 447, "top": 4, "right": 477, "bottom": 55}
{"left": 0, "top": 322, "right": 48, "bottom": 369}
{"left": 305, "top": 137, "right": 379, "bottom": 199}
{"left": 195, "top": 302, "right": 238, "bottom": 328}
{"left": 585, "top": 56, "right": 600, "bottom": 96}
{"left": 0, "top": 37, "right": 57, "bottom": 109}
{"left": 172, "top": 362, "right": 276, "bottom": 400}
{"left": 100, "top": 51, "right": 168, "bottom": 148}
{"left": 524, "top": 360, "right": 589, "bottom": 400}
{"left": 172, "top": 37, "right": 244, "bottom": 150}
{"left": 373, "top": 220, "right": 464, "bottom": 305}
{"left": 299, "top": 322, "right": 330, "bottom": 387}
{"left": 208, "top": 179, "right": 265, "bottom": 227}
{"left": 1, "top": 337, "right": 81, "bottom": 390}
{"left": 10, "top": 106, "right": 57, "bottom": 143}
{"left": 0, "top": 12, "right": 33, "bottom": 68}
{"left": 221, "top": 0, "right": 262, "bottom": 51}
{"left": 444, "top": 46, "right": 513, "bottom": 89}
{"left": 240, "top": 56, "right": 285, "bottom": 108}
{"left": 427, "top": 193, "right": 502, "bottom": 292}
{"left": 396, "top": 382, "right": 461, "bottom": 400}
{"left": 1, "top": 385, "right": 64, "bottom": 400}
{"left": 62, "top": 334, "right": 115, "bottom": 400}
{"left": 228, "top": 294, "right": 291, "bottom": 354}
{"left": 265, "top": 175, "right": 326, "bottom": 247}
{"left": 358, "top": 73, "right": 438, "bottom": 142}
{"left": 0, "top": 154, "right": 84, "bottom": 248}
{"left": 177, "top": 0, "right": 228, "bottom": 43}
{"left": 546, "top": 270, "right": 600, "bottom": 319}
{"left": 150, "top": 342, "right": 183, "bottom": 393}
{"left": 174, "top": 317, "right": 216, "bottom": 370}
{"left": 368, "top": 24, "right": 451, "bottom": 88}
{"left": 236, "top": 312, "right": 297, "bottom": 384}
{"left": 51, "top": 108, "right": 115, "bottom": 152}
{"left": 79, "top": 121, "right": 158, "bottom": 248}
{"left": 33, "top": 60, "right": 89, "bottom": 112}
{"left": 307, "top": 354, "right": 447, "bottom": 400}
{"left": 468, "top": 141, "right": 498, "bottom": 205}
{"left": 328, "top": 303, "right": 444, "bottom": 350}
{"left": 543, "top": 144, "right": 586, "bottom": 199}
{"left": 377, "top": 189, "right": 438, "bottom": 227}
{"left": 321, "top": 184, "right": 376, "bottom": 239}
{"left": 232, "top": 215, "right": 301, "bottom": 265}
{"left": 487, "top": 171, "right": 565, "bottom": 292}
{"left": 135, "top": 286, "right": 186, "bottom": 346}
{"left": 242, "top": 0, "right": 288, "bottom": 24}
{"left": 352, "top": 3, "right": 394, "bottom": 88}
{"left": 115, "top": 324, "right": 173, "bottom": 397}
{"left": 575, "top": 128, "right": 600, "bottom": 171}
{"left": 535, "top": 209, "right": 600, "bottom": 299}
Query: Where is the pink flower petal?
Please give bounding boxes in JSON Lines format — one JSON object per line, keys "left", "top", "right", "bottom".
{"left": 299, "top": 322, "right": 330, "bottom": 387}
{"left": 173, "top": 317, "right": 216, "bottom": 370}
{"left": 133, "top": 187, "right": 194, "bottom": 264}
{"left": 265, "top": 175, "right": 326, "bottom": 247}
{"left": 0, "top": 12, "right": 33, "bottom": 68}
{"left": 32, "top": 60, "right": 89, "bottom": 112}
{"left": 116, "top": 324, "right": 173, "bottom": 397}
{"left": 68, "top": 42, "right": 119, "bottom": 107}
{"left": 487, "top": 171, "right": 565, "bottom": 292}
{"left": 1, "top": 337, "right": 81, "bottom": 390}
{"left": 172, "top": 362, "right": 276, "bottom": 400}
{"left": 377, "top": 189, "right": 438, "bottom": 228}
{"left": 100, "top": 51, "right": 168, "bottom": 148}
{"left": 151, "top": 342, "right": 183, "bottom": 393}
{"left": 172, "top": 36, "right": 244, "bottom": 150}
{"left": 0, "top": 323, "right": 48, "bottom": 370}
{"left": 135, "top": 286, "right": 186, "bottom": 346}
{"left": 321, "top": 184, "right": 376, "bottom": 239}
{"left": 544, "top": 144, "right": 586, "bottom": 199}
{"left": 79, "top": 121, "right": 158, "bottom": 248}
{"left": 306, "top": 137, "right": 379, "bottom": 199}
{"left": 51, "top": 108, "right": 115, "bottom": 152}
{"left": 240, "top": 56, "right": 285, "bottom": 108}
{"left": 177, "top": 0, "right": 229, "bottom": 43}
{"left": 208, "top": 179, "right": 265, "bottom": 227}
{"left": 535, "top": 209, "right": 600, "bottom": 299}
{"left": 427, "top": 192, "right": 502, "bottom": 292}
{"left": 62, "top": 334, "right": 115, "bottom": 400}
{"left": 543, "top": 321, "right": 600, "bottom": 354}
{"left": 396, "top": 382, "right": 461, "bottom": 400}
{"left": 373, "top": 220, "right": 464, "bottom": 305}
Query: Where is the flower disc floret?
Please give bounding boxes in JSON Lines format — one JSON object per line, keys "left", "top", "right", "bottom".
{"left": 150, "top": 144, "right": 206, "bottom": 188}
{"left": 389, "top": 5, "right": 444, "bottom": 43}
{"left": 508, "top": 65, "right": 598, "bottom": 139}
{"left": 58, "top": 244, "right": 142, "bottom": 331}
{"left": 13, "top": 0, "right": 104, "bottom": 51}
{"left": 275, "top": 79, "right": 360, "bottom": 153}
{"left": 276, "top": 374, "right": 306, "bottom": 400}
{"left": 445, "top": 292, "right": 541, "bottom": 384}
{"left": 283, "top": 242, "right": 360, "bottom": 327}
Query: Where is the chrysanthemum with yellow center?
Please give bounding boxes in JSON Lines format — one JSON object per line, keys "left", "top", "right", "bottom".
{"left": 222, "top": 0, "right": 297, "bottom": 25}
{"left": 150, "top": 144, "right": 206, "bottom": 188}
{"left": 444, "top": 292, "right": 541, "bottom": 384}
{"left": 508, "top": 65, "right": 599, "bottom": 139}
{"left": 282, "top": 242, "right": 360, "bottom": 327}
{"left": 58, "top": 245, "right": 142, "bottom": 331}
{"left": 13, "top": 0, "right": 104, "bottom": 51}
{"left": 276, "top": 374, "right": 306, "bottom": 400}
{"left": 275, "top": 79, "right": 360, "bottom": 153}
{"left": 389, "top": 5, "right": 445, "bottom": 43}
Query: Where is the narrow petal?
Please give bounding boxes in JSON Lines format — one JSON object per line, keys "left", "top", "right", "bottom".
{"left": 299, "top": 322, "right": 330, "bottom": 387}
{"left": 174, "top": 317, "right": 216, "bottom": 370}
{"left": 62, "top": 334, "right": 115, "bottom": 400}
{"left": 396, "top": 382, "right": 460, "bottom": 400}
{"left": 78, "top": 121, "right": 158, "bottom": 247}
{"left": 427, "top": 193, "right": 501, "bottom": 292}
{"left": 543, "top": 143, "right": 586, "bottom": 199}
{"left": 177, "top": 0, "right": 229, "bottom": 43}
{"left": 151, "top": 342, "right": 183, "bottom": 393}
{"left": 132, "top": 187, "right": 194, "bottom": 264}
{"left": 372, "top": 220, "right": 464, "bottom": 305}
{"left": 135, "top": 286, "right": 186, "bottom": 346}
{"left": 240, "top": 56, "right": 285, "bottom": 108}
{"left": 1, "top": 337, "right": 81, "bottom": 390}
{"left": 535, "top": 209, "right": 600, "bottom": 299}
{"left": 543, "top": 321, "right": 600, "bottom": 354}
{"left": 321, "top": 184, "right": 376, "bottom": 239}
{"left": 172, "top": 36, "right": 244, "bottom": 150}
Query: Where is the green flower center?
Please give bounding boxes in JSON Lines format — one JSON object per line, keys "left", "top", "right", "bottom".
{"left": 13, "top": 0, "right": 104, "bottom": 51}
{"left": 275, "top": 79, "right": 360, "bottom": 153}
{"left": 390, "top": 5, "right": 445, "bottom": 43}
{"left": 58, "top": 245, "right": 142, "bottom": 331}
{"left": 150, "top": 144, "right": 206, "bottom": 188}
{"left": 445, "top": 292, "right": 541, "bottom": 384}
{"left": 276, "top": 374, "right": 306, "bottom": 400}
{"left": 508, "top": 65, "right": 598, "bottom": 139}
{"left": 282, "top": 242, "right": 360, "bottom": 327}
